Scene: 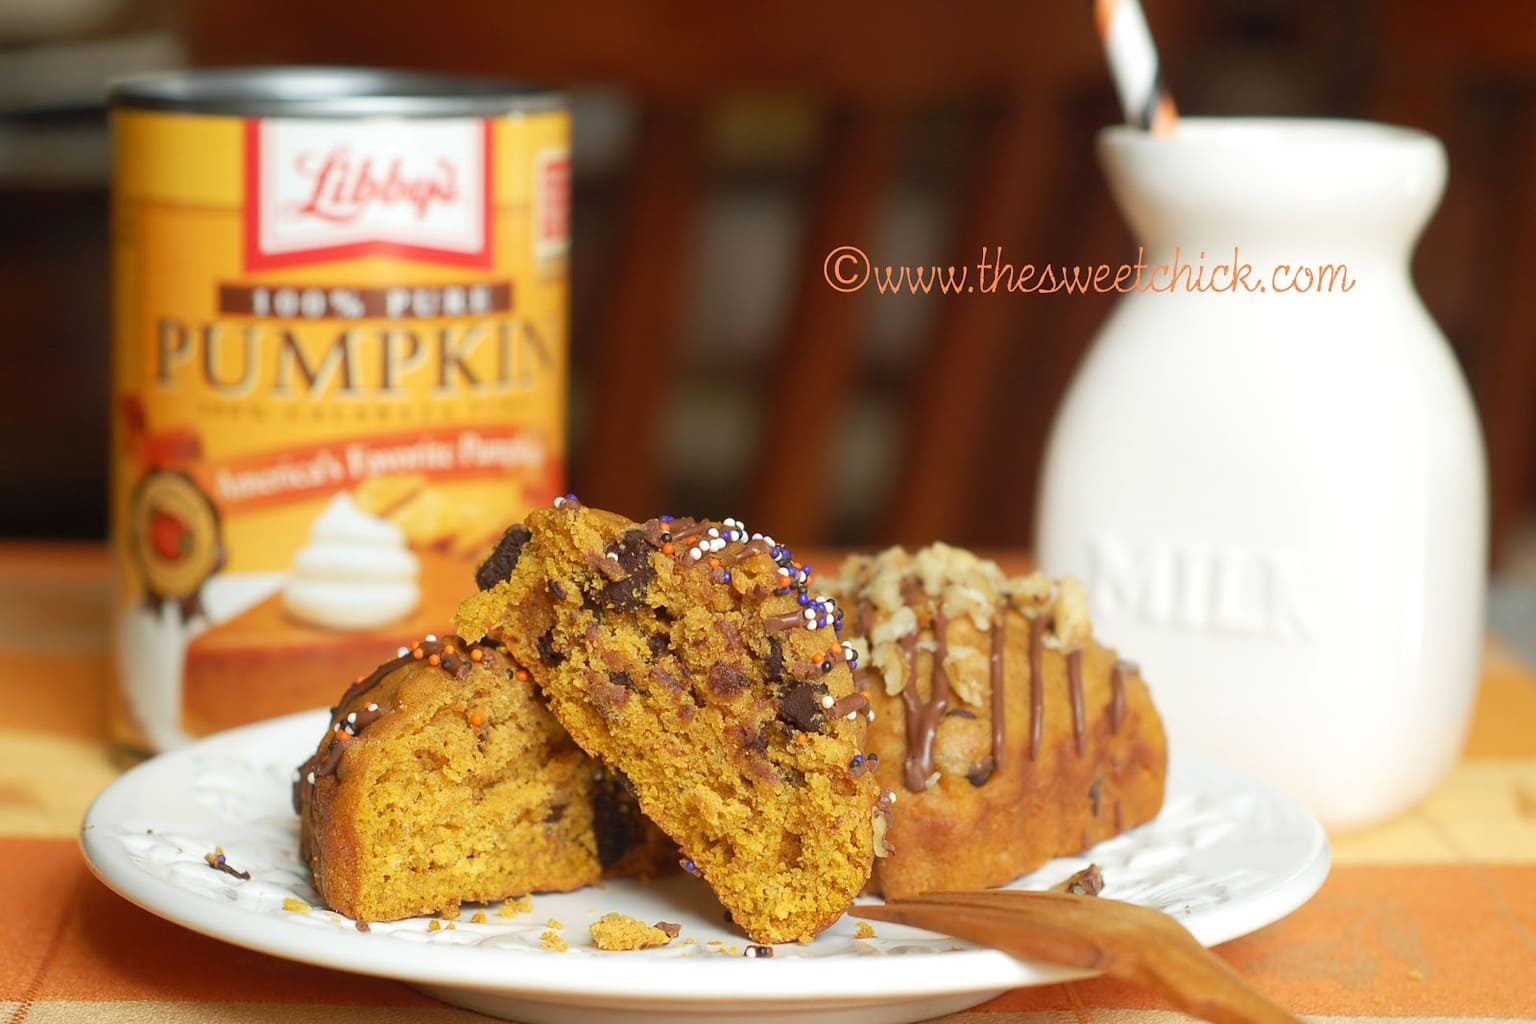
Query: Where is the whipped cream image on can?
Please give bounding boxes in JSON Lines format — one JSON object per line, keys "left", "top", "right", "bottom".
{"left": 281, "top": 494, "right": 421, "bottom": 630}
{"left": 108, "top": 69, "right": 569, "bottom": 753}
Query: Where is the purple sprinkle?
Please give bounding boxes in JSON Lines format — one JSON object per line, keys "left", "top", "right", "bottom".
{"left": 660, "top": 515, "right": 674, "bottom": 523}
{"left": 722, "top": 571, "right": 732, "bottom": 583}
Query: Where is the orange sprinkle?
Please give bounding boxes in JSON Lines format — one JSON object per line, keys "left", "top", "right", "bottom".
{"left": 661, "top": 543, "right": 675, "bottom": 555}
{"left": 334, "top": 729, "right": 351, "bottom": 744}
{"left": 686, "top": 536, "right": 698, "bottom": 545}
{"left": 355, "top": 675, "right": 366, "bottom": 683}
{"left": 795, "top": 733, "right": 809, "bottom": 746}
{"left": 859, "top": 689, "right": 871, "bottom": 700}
{"left": 469, "top": 711, "right": 485, "bottom": 727}
{"left": 709, "top": 557, "right": 721, "bottom": 568}
{"left": 516, "top": 669, "right": 530, "bottom": 682}
{"left": 469, "top": 648, "right": 484, "bottom": 663}
{"left": 412, "top": 647, "right": 424, "bottom": 660}
{"left": 428, "top": 653, "right": 441, "bottom": 667}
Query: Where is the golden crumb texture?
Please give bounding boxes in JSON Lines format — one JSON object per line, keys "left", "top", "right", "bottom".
{"left": 589, "top": 912, "right": 675, "bottom": 950}
{"left": 457, "top": 502, "right": 881, "bottom": 944}
{"left": 294, "top": 634, "right": 669, "bottom": 922}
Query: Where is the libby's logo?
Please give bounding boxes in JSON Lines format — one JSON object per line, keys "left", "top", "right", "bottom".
{"left": 245, "top": 118, "right": 492, "bottom": 270}
{"left": 291, "top": 148, "right": 459, "bottom": 224}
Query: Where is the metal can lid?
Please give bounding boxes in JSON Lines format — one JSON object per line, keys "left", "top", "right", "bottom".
{"left": 109, "top": 66, "right": 565, "bottom": 118}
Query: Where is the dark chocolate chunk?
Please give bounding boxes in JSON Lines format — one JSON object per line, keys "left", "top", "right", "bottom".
{"left": 544, "top": 801, "right": 569, "bottom": 823}
{"left": 611, "top": 670, "right": 634, "bottom": 690}
{"left": 548, "top": 580, "right": 567, "bottom": 601}
{"left": 590, "top": 770, "right": 646, "bottom": 870}
{"left": 707, "top": 661, "right": 751, "bottom": 699}
{"left": 765, "top": 637, "right": 786, "bottom": 682}
{"left": 647, "top": 633, "right": 670, "bottom": 658}
{"left": 747, "top": 723, "right": 769, "bottom": 755}
{"left": 474, "top": 524, "right": 531, "bottom": 590}
{"left": 778, "top": 682, "right": 828, "bottom": 733}
{"left": 537, "top": 629, "right": 563, "bottom": 666}
{"left": 601, "top": 529, "right": 655, "bottom": 609}
{"left": 967, "top": 757, "right": 997, "bottom": 787}
{"left": 655, "top": 921, "right": 681, "bottom": 939}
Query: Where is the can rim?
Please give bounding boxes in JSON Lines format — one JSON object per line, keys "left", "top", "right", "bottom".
{"left": 109, "top": 66, "right": 567, "bottom": 117}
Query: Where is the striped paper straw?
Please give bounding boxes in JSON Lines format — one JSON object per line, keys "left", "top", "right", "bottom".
{"left": 1094, "top": 0, "right": 1179, "bottom": 135}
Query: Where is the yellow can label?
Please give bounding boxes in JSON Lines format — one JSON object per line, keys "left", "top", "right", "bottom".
{"left": 110, "top": 105, "right": 569, "bottom": 750}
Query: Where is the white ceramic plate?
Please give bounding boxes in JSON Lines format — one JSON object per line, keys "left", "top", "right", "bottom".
{"left": 82, "top": 710, "right": 1329, "bottom": 1024}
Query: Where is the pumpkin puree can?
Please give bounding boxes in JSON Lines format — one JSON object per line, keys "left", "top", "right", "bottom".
{"left": 109, "top": 69, "right": 569, "bottom": 752}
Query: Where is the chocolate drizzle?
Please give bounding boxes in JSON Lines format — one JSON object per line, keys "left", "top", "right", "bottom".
{"left": 989, "top": 607, "right": 1007, "bottom": 775}
{"left": 828, "top": 691, "right": 871, "bottom": 720}
{"left": 1067, "top": 648, "right": 1087, "bottom": 757}
{"left": 763, "top": 608, "right": 811, "bottom": 633}
{"left": 899, "top": 595, "right": 951, "bottom": 793}
{"left": 1110, "top": 660, "right": 1128, "bottom": 734}
{"left": 1027, "top": 615, "right": 1044, "bottom": 760}
{"left": 716, "top": 536, "right": 770, "bottom": 567}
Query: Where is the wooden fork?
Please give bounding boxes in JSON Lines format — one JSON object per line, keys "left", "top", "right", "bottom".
{"left": 850, "top": 890, "right": 1301, "bottom": 1024}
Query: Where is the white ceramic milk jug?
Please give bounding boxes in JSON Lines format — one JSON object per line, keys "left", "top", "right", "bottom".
{"left": 1036, "top": 119, "right": 1487, "bottom": 831}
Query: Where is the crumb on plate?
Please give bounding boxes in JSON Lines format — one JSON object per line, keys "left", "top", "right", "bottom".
{"left": 590, "top": 912, "right": 675, "bottom": 950}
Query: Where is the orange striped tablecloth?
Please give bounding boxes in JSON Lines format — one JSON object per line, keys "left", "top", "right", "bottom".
{"left": 4, "top": 542, "right": 1535, "bottom": 1022}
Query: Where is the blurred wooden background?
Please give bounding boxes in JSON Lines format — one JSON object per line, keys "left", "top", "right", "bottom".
{"left": 2, "top": 0, "right": 1533, "bottom": 563}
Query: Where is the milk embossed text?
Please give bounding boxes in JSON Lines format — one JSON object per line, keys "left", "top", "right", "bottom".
{"left": 1087, "top": 534, "right": 1320, "bottom": 641}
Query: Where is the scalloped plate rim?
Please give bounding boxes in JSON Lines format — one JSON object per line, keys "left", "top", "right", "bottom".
{"left": 81, "top": 708, "right": 1331, "bottom": 1005}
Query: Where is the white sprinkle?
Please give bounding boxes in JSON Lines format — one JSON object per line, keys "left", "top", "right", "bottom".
{"left": 820, "top": 694, "right": 835, "bottom": 709}
{"left": 307, "top": 771, "right": 316, "bottom": 784}
{"left": 424, "top": 633, "right": 437, "bottom": 642}
{"left": 397, "top": 646, "right": 410, "bottom": 657}
{"left": 707, "top": 528, "right": 719, "bottom": 538}
{"left": 867, "top": 710, "right": 876, "bottom": 722}
{"left": 553, "top": 496, "right": 566, "bottom": 507}
{"left": 689, "top": 546, "right": 703, "bottom": 560}
{"left": 845, "top": 712, "right": 858, "bottom": 720}
{"left": 366, "top": 703, "right": 378, "bottom": 712}
{"left": 606, "top": 551, "right": 620, "bottom": 561}
{"left": 346, "top": 712, "right": 357, "bottom": 724}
